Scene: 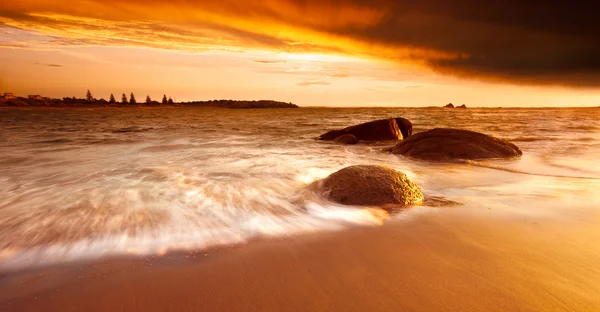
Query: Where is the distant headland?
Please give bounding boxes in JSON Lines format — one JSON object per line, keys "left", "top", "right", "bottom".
{"left": 0, "top": 91, "right": 299, "bottom": 109}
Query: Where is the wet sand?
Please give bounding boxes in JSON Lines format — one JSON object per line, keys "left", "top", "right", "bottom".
{"left": 1, "top": 207, "right": 599, "bottom": 312}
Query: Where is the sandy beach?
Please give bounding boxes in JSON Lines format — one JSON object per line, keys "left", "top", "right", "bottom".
{"left": 2, "top": 205, "right": 599, "bottom": 312}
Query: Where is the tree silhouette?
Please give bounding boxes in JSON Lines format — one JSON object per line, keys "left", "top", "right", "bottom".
{"left": 86, "top": 90, "right": 93, "bottom": 102}
{"left": 145, "top": 95, "right": 151, "bottom": 104}
{"left": 168, "top": 97, "right": 174, "bottom": 104}
{"left": 130, "top": 93, "right": 136, "bottom": 105}
{"left": 109, "top": 94, "right": 116, "bottom": 104}
{"left": 162, "top": 94, "right": 167, "bottom": 105}
{"left": 121, "top": 93, "right": 127, "bottom": 104}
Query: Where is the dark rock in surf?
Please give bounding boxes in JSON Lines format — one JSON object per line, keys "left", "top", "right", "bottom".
{"left": 394, "top": 117, "right": 413, "bottom": 138}
{"left": 390, "top": 128, "right": 522, "bottom": 161}
{"left": 319, "top": 118, "right": 403, "bottom": 141}
{"left": 334, "top": 134, "right": 358, "bottom": 144}
{"left": 444, "top": 103, "right": 455, "bottom": 108}
{"left": 319, "top": 129, "right": 345, "bottom": 141}
{"left": 318, "top": 165, "right": 424, "bottom": 208}
{"left": 457, "top": 104, "right": 467, "bottom": 109}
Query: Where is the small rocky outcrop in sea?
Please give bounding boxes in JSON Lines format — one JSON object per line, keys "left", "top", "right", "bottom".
{"left": 319, "top": 118, "right": 412, "bottom": 142}
{"left": 317, "top": 165, "right": 424, "bottom": 209}
{"left": 457, "top": 104, "right": 467, "bottom": 109}
{"left": 390, "top": 128, "right": 522, "bottom": 161}
{"left": 334, "top": 134, "right": 358, "bottom": 144}
{"left": 444, "top": 103, "right": 455, "bottom": 108}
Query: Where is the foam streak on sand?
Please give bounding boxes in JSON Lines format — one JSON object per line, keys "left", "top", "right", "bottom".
{"left": 1, "top": 208, "right": 600, "bottom": 311}
{"left": 463, "top": 159, "right": 600, "bottom": 180}
{"left": 0, "top": 202, "right": 389, "bottom": 271}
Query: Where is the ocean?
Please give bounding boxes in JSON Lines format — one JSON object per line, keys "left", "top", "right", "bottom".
{"left": 1, "top": 107, "right": 599, "bottom": 271}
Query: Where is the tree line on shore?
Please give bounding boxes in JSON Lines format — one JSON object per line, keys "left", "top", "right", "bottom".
{"left": 84, "top": 90, "right": 174, "bottom": 105}
{"left": 0, "top": 90, "right": 299, "bottom": 108}
{"left": 0, "top": 90, "right": 175, "bottom": 107}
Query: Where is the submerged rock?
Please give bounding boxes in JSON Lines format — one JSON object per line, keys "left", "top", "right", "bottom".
{"left": 390, "top": 128, "right": 522, "bottom": 161}
{"left": 318, "top": 165, "right": 423, "bottom": 208}
{"left": 334, "top": 134, "right": 358, "bottom": 144}
{"left": 319, "top": 129, "right": 345, "bottom": 141}
{"left": 319, "top": 118, "right": 406, "bottom": 141}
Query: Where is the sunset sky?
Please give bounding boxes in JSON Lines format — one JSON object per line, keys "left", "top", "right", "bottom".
{"left": 1, "top": 0, "right": 599, "bottom": 107}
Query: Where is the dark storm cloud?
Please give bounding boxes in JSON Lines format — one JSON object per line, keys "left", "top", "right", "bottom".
{"left": 286, "top": 0, "right": 600, "bottom": 86}
{"left": 249, "top": 0, "right": 600, "bottom": 86}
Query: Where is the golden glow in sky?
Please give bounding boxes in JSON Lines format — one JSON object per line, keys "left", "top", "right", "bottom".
{"left": 1, "top": 0, "right": 599, "bottom": 106}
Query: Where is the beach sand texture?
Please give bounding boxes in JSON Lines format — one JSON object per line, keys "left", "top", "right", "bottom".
{"left": 2, "top": 207, "right": 599, "bottom": 312}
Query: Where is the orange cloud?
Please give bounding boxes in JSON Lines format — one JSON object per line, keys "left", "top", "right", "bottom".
{"left": 0, "top": 1, "right": 455, "bottom": 66}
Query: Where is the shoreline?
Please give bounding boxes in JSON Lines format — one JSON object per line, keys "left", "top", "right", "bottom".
{"left": 1, "top": 106, "right": 599, "bottom": 110}
{"left": 0, "top": 99, "right": 299, "bottom": 110}
{"left": 2, "top": 206, "right": 599, "bottom": 312}
{"left": 0, "top": 105, "right": 297, "bottom": 110}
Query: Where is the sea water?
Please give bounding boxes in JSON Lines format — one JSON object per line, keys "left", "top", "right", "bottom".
{"left": 1, "top": 107, "right": 599, "bottom": 270}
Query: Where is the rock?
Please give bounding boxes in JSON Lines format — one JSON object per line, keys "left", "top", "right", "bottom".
{"left": 343, "top": 118, "right": 402, "bottom": 141}
{"left": 390, "top": 128, "right": 522, "bottom": 161}
{"left": 319, "top": 129, "right": 345, "bottom": 140}
{"left": 394, "top": 117, "right": 413, "bottom": 138}
{"left": 334, "top": 134, "right": 358, "bottom": 144}
{"left": 423, "top": 196, "right": 461, "bottom": 207}
{"left": 318, "top": 165, "right": 424, "bottom": 207}
{"left": 319, "top": 118, "right": 403, "bottom": 141}
{"left": 457, "top": 104, "right": 467, "bottom": 109}
{"left": 444, "top": 103, "right": 455, "bottom": 108}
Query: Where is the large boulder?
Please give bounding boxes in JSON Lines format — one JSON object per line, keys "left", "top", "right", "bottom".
{"left": 457, "top": 104, "right": 467, "bottom": 109}
{"left": 394, "top": 117, "right": 413, "bottom": 138}
{"left": 318, "top": 165, "right": 424, "bottom": 207}
{"left": 319, "top": 118, "right": 404, "bottom": 141}
{"left": 444, "top": 103, "right": 455, "bottom": 108}
{"left": 334, "top": 134, "right": 358, "bottom": 144}
{"left": 390, "top": 128, "right": 522, "bottom": 161}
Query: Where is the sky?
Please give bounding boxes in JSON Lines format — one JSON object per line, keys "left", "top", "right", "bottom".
{"left": 1, "top": 0, "right": 599, "bottom": 107}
